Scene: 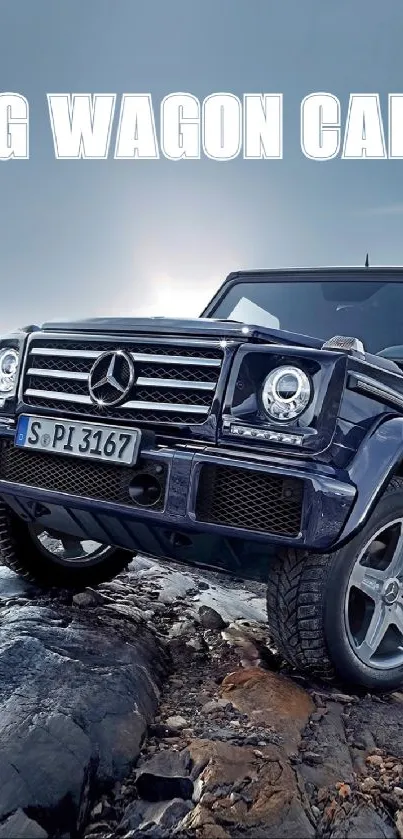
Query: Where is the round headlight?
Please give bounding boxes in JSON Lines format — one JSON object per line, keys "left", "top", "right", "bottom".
{"left": 0, "top": 348, "right": 19, "bottom": 394}
{"left": 262, "top": 366, "right": 311, "bottom": 421}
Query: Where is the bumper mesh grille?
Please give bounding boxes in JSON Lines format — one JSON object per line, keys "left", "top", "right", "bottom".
{"left": 0, "top": 442, "right": 167, "bottom": 510}
{"left": 195, "top": 464, "right": 304, "bottom": 536}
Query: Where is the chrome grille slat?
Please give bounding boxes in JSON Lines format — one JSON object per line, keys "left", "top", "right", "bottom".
{"left": 31, "top": 348, "right": 100, "bottom": 359}
{"left": 27, "top": 368, "right": 89, "bottom": 381}
{"left": 24, "top": 389, "right": 209, "bottom": 414}
{"left": 23, "top": 335, "right": 225, "bottom": 425}
{"left": 136, "top": 377, "right": 216, "bottom": 391}
{"left": 26, "top": 369, "right": 217, "bottom": 391}
{"left": 131, "top": 353, "right": 221, "bottom": 367}
{"left": 30, "top": 347, "right": 222, "bottom": 367}
{"left": 25, "top": 389, "right": 93, "bottom": 405}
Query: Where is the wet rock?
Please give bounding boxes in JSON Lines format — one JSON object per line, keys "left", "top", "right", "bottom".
{"left": 178, "top": 804, "right": 231, "bottom": 838}
{"left": 102, "top": 603, "right": 145, "bottom": 624}
{"left": 148, "top": 723, "right": 180, "bottom": 739}
{"left": 156, "top": 572, "right": 198, "bottom": 604}
{"left": 198, "top": 606, "right": 227, "bottom": 630}
{"left": 192, "top": 776, "right": 204, "bottom": 803}
{"left": 127, "top": 556, "right": 157, "bottom": 573}
{"left": 126, "top": 559, "right": 267, "bottom": 625}
{"left": 137, "top": 750, "right": 191, "bottom": 777}
{"left": 165, "top": 715, "right": 188, "bottom": 730}
{"left": 0, "top": 593, "right": 168, "bottom": 837}
{"left": 167, "top": 637, "right": 204, "bottom": 666}
{"left": 141, "top": 798, "right": 193, "bottom": 830}
{"left": 0, "top": 809, "right": 48, "bottom": 838}
{"left": 186, "top": 638, "right": 206, "bottom": 653}
{"left": 12, "top": 552, "right": 399, "bottom": 839}
{"left": 84, "top": 820, "right": 114, "bottom": 837}
{"left": 299, "top": 702, "right": 354, "bottom": 788}
{"left": 72, "top": 588, "right": 112, "bottom": 607}
{"left": 328, "top": 692, "right": 357, "bottom": 704}
{"left": 169, "top": 620, "right": 194, "bottom": 639}
{"left": 349, "top": 697, "right": 403, "bottom": 760}
{"left": 197, "top": 590, "right": 267, "bottom": 625}
{"left": 119, "top": 800, "right": 145, "bottom": 832}
{"left": 367, "top": 753, "right": 385, "bottom": 767}
{"left": 353, "top": 729, "right": 377, "bottom": 751}
{"left": 136, "top": 563, "right": 165, "bottom": 579}
{"left": 303, "top": 751, "right": 323, "bottom": 766}
{"left": 185, "top": 739, "right": 315, "bottom": 837}
{"left": 361, "top": 776, "right": 379, "bottom": 792}
{"left": 201, "top": 698, "right": 230, "bottom": 714}
{"left": 135, "top": 750, "right": 194, "bottom": 802}
{"left": 220, "top": 667, "right": 314, "bottom": 754}
{"left": 119, "top": 797, "right": 193, "bottom": 833}
{"left": 221, "top": 620, "right": 268, "bottom": 649}
{"left": 0, "top": 566, "right": 40, "bottom": 603}
{"left": 329, "top": 804, "right": 396, "bottom": 838}
{"left": 221, "top": 622, "right": 279, "bottom": 668}
{"left": 136, "top": 773, "right": 194, "bottom": 803}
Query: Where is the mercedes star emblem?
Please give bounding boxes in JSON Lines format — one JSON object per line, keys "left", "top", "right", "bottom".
{"left": 88, "top": 350, "right": 135, "bottom": 407}
{"left": 383, "top": 578, "right": 400, "bottom": 605}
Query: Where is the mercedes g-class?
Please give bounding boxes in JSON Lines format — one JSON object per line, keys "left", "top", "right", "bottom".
{"left": 1, "top": 267, "right": 403, "bottom": 691}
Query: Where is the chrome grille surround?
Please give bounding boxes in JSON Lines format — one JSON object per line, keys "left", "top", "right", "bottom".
{"left": 21, "top": 335, "right": 226, "bottom": 426}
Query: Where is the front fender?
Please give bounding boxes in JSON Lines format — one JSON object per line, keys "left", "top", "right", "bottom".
{"left": 336, "top": 417, "right": 403, "bottom": 545}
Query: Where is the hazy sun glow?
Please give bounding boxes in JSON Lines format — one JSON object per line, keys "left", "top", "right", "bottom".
{"left": 133, "top": 273, "right": 220, "bottom": 318}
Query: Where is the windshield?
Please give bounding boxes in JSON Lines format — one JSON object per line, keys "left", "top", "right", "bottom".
{"left": 210, "top": 280, "right": 403, "bottom": 356}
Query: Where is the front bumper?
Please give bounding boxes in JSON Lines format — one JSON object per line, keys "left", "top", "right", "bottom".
{"left": 0, "top": 426, "right": 357, "bottom": 578}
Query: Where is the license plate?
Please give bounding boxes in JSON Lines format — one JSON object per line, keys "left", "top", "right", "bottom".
{"left": 15, "top": 415, "right": 141, "bottom": 466}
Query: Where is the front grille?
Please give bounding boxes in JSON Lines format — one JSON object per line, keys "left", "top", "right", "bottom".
{"left": 22, "top": 337, "right": 224, "bottom": 426}
{"left": 195, "top": 464, "right": 304, "bottom": 536}
{"left": 0, "top": 442, "right": 167, "bottom": 510}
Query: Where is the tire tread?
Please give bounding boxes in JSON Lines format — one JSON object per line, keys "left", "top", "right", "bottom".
{"left": 266, "top": 477, "right": 403, "bottom": 681}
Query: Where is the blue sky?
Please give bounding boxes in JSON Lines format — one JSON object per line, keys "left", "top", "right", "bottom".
{"left": 1, "top": 0, "right": 403, "bottom": 331}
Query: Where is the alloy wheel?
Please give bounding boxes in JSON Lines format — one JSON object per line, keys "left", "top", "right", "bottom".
{"left": 345, "top": 518, "right": 403, "bottom": 670}
{"left": 29, "top": 525, "right": 114, "bottom": 567}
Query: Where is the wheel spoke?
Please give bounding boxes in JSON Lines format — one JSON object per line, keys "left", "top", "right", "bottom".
{"left": 391, "top": 603, "right": 403, "bottom": 637}
{"left": 349, "top": 562, "right": 385, "bottom": 601}
{"left": 28, "top": 525, "right": 112, "bottom": 566}
{"left": 386, "top": 524, "right": 403, "bottom": 578}
{"left": 346, "top": 516, "right": 403, "bottom": 672}
{"left": 59, "top": 536, "right": 86, "bottom": 557}
{"left": 356, "top": 602, "right": 390, "bottom": 663}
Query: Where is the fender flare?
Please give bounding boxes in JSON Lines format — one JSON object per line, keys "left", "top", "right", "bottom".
{"left": 337, "top": 416, "right": 403, "bottom": 545}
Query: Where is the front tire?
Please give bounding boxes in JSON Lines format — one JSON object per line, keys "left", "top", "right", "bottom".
{"left": 0, "top": 503, "right": 131, "bottom": 589}
{"left": 266, "top": 478, "right": 403, "bottom": 691}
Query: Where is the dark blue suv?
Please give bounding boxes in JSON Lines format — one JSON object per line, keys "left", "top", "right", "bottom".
{"left": 1, "top": 267, "right": 403, "bottom": 691}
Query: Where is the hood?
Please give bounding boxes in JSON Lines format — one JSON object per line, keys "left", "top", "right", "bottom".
{"left": 39, "top": 315, "right": 323, "bottom": 349}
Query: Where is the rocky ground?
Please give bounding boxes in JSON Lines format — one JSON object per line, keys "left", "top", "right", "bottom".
{"left": 0, "top": 556, "right": 403, "bottom": 838}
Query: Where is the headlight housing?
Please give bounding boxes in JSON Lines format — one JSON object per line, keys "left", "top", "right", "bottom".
{"left": 0, "top": 348, "right": 19, "bottom": 395}
{"left": 261, "top": 366, "right": 311, "bottom": 421}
